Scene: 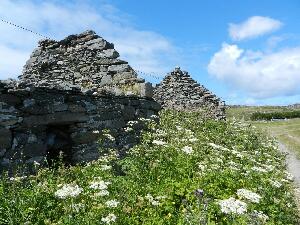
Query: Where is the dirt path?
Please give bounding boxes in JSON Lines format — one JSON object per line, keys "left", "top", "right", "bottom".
{"left": 278, "top": 142, "right": 300, "bottom": 211}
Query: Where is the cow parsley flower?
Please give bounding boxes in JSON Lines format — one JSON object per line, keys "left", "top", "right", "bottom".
{"left": 208, "top": 143, "right": 230, "bottom": 151}
{"left": 54, "top": 184, "right": 83, "bottom": 199}
{"left": 182, "top": 146, "right": 193, "bottom": 154}
{"left": 124, "top": 127, "right": 134, "bottom": 132}
{"left": 101, "top": 213, "right": 117, "bottom": 224}
{"left": 103, "top": 133, "right": 115, "bottom": 141}
{"left": 189, "top": 138, "right": 198, "bottom": 142}
{"left": 100, "top": 165, "right": 112, "bottom": 171}
{"left": 252, "top": 210, "right": 269, "bottom": 222}
{"left": 218, "top": 197, "right": 247, "bottom": 214}
{"left": 152, "top": 140, "right": 167, "bottom": 146}
{"left": 105, "top": 200, "right": 120, "bottom": 208}
{"left": 89, "top": 180, "right": 111, "bottom": 190}
{"left": 145, "top": 194, "right": 166, "bottom": 206}
{"left": 251, "top": 166, "right": 268, "bottom": 173}
{"left": 270, "top": 180, "right": 282, "bottom": 188}
{"left": 94, "top": 190, "right": 110, "bottom": 197}
{"left": 237, "top": 189, "right": 262, "bottom": 203}
{"left": 127, "top": 120, "right": 139, "bottom": 126}
{"left": 285, "top": 172, "right": 294, "bottom": 181}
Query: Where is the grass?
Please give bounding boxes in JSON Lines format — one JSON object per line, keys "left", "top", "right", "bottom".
{"left": 227, "top": 106, "right": 300, "bottom": 159}
{"left": 252, "top": 119, "right": 300, "bottom": 159}
{"left": 0, "top": 110, "right": 298, "bottom": 224}
{"left": 226, "top": 106, "right": 293, "bottom": 121}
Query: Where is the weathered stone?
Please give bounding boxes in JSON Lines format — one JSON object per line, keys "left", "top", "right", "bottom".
{"left": 23, "top": 141, "right": 47, "bottom": 157}
{"left": 153, "top": 67, "right": 225, "bottom": 120}
{"left": 0, "top": 149, "right": 6, "bottom": 157}
{"left": 98, "top": 49, "right": 119, "bottom": 59}
{"left": 23, "top": 112, "right": 89, "bottom": 126}
{"left": 100, "top": 75, "right": 113, "bottom": 86}
{"left": 0, "top": 114, "right": 19, "bottom": 126}
{"left": 108, "top": 64, "right": 130, "bottom": 73}
{"left": 0, "top": 30, "right": 160, "bottom": 173}
{"left": 0, "top": 128, "right": 12, "bottom": 149}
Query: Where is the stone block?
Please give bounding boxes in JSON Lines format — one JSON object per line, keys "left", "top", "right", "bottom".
{"left": 0, "top": 128, "right": 12, "bottom": 149}
{"left": 23, "top": 112, "right": 89, "bottom": 126}
{"left": 108, "top": 64, "right": 130, "bottom": 73}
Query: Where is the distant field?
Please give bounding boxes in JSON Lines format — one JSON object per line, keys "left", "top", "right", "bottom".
{"left": 226, "top": 106, "right": 294, "bottom": 121}
{"left": 253, "top": 119, "right": 300, "bottom": 158}
{"left": 227, "top": 106, "right": 300, "bottom": 158}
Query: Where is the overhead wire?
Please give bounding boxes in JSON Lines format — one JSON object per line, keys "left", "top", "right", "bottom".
{"left": 0, "top": 18, "right": 165, "bottom": 81}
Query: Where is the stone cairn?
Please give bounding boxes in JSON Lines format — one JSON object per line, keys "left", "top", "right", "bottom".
{"left": 153, "top": 67, "right": 226, "bottom": 120}
{"left": 0, "top": 30, "right": 160, "bottom": 174}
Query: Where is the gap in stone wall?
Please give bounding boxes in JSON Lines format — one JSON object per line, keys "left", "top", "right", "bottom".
{"left": 45, "top": 124, "right": 72, "bottom": 166}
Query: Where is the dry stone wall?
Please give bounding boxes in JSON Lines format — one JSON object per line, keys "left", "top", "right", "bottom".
{"left": 0, "top": 31, "right": 160, "bottom": 174}
{"left": 153, "top": 67, "right": 225, "bottom": 120}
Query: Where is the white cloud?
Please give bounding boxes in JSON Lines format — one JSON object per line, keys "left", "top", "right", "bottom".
{"left": 229, "top": 16, "right": 283, "bottom": 41}
{"left": 0, "top": 0, "right": 176, "bottom": 80}
{"left": 208, "top": 43, "right": 300, "bottom": 98}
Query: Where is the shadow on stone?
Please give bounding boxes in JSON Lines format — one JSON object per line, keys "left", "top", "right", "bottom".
{"left": 46, "top": 124, "right": 72, "bottom": 166}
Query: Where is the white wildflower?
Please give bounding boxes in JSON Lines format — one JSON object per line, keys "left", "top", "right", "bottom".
{"left": 218, "top": 197, "right": 247, "bottom": 214}
{"left": 9, "top": 176, "right": 27, "bottom": 182}
{"left": 72, "top": 203, "right": 84, "bottom": 212}
{"left": 124, "top": 127, "right": 134, "bottom": 132}
{"left": 208, "top": 143, "right": 230, "bottom": 151}
{"left": 139, "top": 117, "right": 151, "bottom": 122}
{"left": 54, "top": 184, "right": 83, "bottom": 199}
{"left": 92, "top": 130, "right": 100, "bottom": 134}
{"left": 252, "top": 210, "right": 269, "bottom": 222}
{"left": 152, "top": 140, "right": 167, "bottom": 146}
{"left": 101, "top": 213, "right": 117, "bottom": 224}
{"left": 150, "top": 114, "right": 159, "bottom": 119}
{"left": 198, "top": 163, "right": 207, "bottom": 172}
{"left": 182, "top": 146, "right": 193, "bottom": 154}
{"left": 89, "top": 180, "right": 111, "bottom": 190}
{"left": 251, "top": 166, "right": 268, "bottom": 173}
{"left": 264, "top": 165, "right": 274, "bottom": 172}
{"left": 100, "top": 165, "right": 112, "bottom": 171}
{"left": 151, "top": 200, "right": 160, "bottom": 206}
{"left": 189, "top": 138, "right": 198, "bottom": 142}
{"left": 33, "top": 161, "right": 40, "bottom": 166}
{"left": 270, "top": 180, "right": 282, "bottom": 188}
{"left": 145, "top": 194, "right": 166, "bottom": 206}
{"left": 103, "top": 133, "right": 115, "bottom": 141}
{"left": 285, "top": 172, "right": 294, "bottom": 181}
{"left": 127, "top": 120, "right": 139, "bottom": 126}
{"left": 176, "top": 126, "right": 183, "bottom": 131}
{"left": 94, "top": 190, "right": 110, "bottom": 197}
{"left": 237, "top": 189, "right": 262, "bottom": 203}
{"left": 105, "top": 200, "right": 120, "bottom": 208}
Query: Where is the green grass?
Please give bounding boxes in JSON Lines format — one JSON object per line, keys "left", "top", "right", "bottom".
{"left": 227, "top": 106, "right": 300, "bottom": 159}
{"left": 226, "top": 106, "right": 293, "bottom": 121}
{"left": 252, "top": 119, "right": 300, "bottom": 159}
{"left": 0, "top": 110, "right": 298, "bottom": 224}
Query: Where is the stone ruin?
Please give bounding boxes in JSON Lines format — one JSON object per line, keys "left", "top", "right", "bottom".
{"left": 0, "top": 30, "right": 160, "bottom": 174}
{"left": 153, "top": 67, "right": 226, "bottom": 120}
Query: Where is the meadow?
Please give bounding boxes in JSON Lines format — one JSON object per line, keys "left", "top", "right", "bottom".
{"left": 227, "top": 106, "right": 300, "bottom": 158}
{"left": 0, "top": 110, "right": 299, "bottom": 224}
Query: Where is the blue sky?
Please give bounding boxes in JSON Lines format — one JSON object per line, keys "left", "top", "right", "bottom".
{"left": 1, "top": 0, "right": 300, "bottom": 105}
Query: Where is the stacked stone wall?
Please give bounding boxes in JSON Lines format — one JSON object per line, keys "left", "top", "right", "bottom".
{"left": 0, "top": 31, "right": 160, "bottom": 174}
{"left": 153, "top": 67, "right": 225, "bottom": 120}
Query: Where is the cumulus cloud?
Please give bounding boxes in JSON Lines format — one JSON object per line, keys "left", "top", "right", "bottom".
{"left": 229, "top": 16, "right": 283, "bottom": 41}
{"left": 208, "top": 43, "right": 300, "bottom": 98}
{"left": 0, "top": 0, "right": 176, "bottom": 79}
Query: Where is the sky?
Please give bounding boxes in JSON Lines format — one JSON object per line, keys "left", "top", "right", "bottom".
{"left": 0, "top": 0, "right": 300, "bottom": 105}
